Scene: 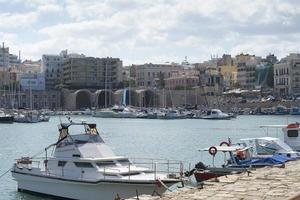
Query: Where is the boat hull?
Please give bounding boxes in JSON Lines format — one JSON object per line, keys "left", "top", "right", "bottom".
{"left": 0, "top": 116, "right": 14, "bottom": 123}
{"left": 12, "top": 171, "right": 173, "bottom": 200}
{"left": 194, "top": 167, "right": 246, "bottom": 182}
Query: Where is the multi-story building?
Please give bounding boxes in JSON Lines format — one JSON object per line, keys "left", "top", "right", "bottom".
{"left": 193, "top": 63, "right": 223, "bottom": 95}
{"left": 274, "top": 53, "right": 300, "bottom": 97}
{"left": 218, "top": 54, "right": 237, "bottom": 89}
{"left": 264, "top": 54, "right": 278, "bottom": 65}
{"left": 20, "top": 60, "right": 42, "bottom": 74}
{"left": 19, "top": 73, "right": 45, "bottom": 91}
{"left": 131, "top": 63, "right": 183, "bottom": 88}
{"left": 0, "top": 43, "right": 20, "bottom": 69}
{"left": 63, "top": 57, "right": 122, "bottom": 89}
{"left": 236, "top": 54, "right": 261, "bottom": 89}
{"left": 42, "top": 50, "right": 69, "bottom": 90}
{"left": 163, "top": 69, "right": 200, "bottom": 89}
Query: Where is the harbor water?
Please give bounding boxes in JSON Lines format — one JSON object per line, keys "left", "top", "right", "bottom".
{"left": 0, "top": 115, "right": 298, "bottom": 200}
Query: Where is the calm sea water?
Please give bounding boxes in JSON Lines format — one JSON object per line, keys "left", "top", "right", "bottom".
{"left": 0, "top": 115, "right": 298, "bottom": 200}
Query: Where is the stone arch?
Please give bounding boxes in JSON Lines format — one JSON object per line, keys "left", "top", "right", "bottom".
{"left": 144, "top": 89, "right": 155, "bottom": 107}
{"left": 137, "top": 89, "right": 156, "bottom": 107}
{"left": 95, "top": 89, "right": 114, "bottom": 108}
{"left": 74, "top": 89, "right": 92, "bottom": 110}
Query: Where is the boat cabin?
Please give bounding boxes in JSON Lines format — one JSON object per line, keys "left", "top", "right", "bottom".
{"left": 54, "top": 122, "right": 115, "bottom": 159}
{"left": 260, "top": 123, "right": 300, "bottom": 152}
{"left": 239, "top": 137, "right": 300, "bottom": 158}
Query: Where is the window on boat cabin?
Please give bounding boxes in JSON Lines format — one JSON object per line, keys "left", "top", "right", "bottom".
{"left": 74, "top": 162, "right": 94, "bottom": 168}
{"left": 287, "top": 130, "right": 299, "bottom": 137}
{"left": 58, "top": 161, "right": 67, "bottom": 167}
{"left": 96, "top": 161, "right": 116, "bottom": 167}
{"left": 121, "top": 172, "right": 141, "bottom": 176}
{"left": 117, "top": 159, "right": 130, "bottom": 165}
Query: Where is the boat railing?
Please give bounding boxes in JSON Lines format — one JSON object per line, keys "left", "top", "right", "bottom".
{"left": 23, "top": 157, "right": 184, "bottom": 181}
{"left": 127, "top": 157, "right": 184, "bottom": 180}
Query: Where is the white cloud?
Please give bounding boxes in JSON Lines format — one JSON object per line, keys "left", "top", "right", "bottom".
{"left": 37, "top": 4, "right": 63, "bottom": 13}
{"left": 0, "top": 12, "right": 38, "bottom": 29}
{"left": 1, "top": 0, "right": 300, "bottom": 64}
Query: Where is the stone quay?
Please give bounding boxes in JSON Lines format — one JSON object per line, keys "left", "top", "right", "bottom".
{"left": 127, "top": 159, "right": 300, "bottom": 200}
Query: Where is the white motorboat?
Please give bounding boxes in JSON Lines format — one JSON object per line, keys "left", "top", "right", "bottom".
{"left": 93, "top": 109, "right": 117, "bottom": 118}
{"left": 199, "top": 109, "right": 231, "bottom": 120}
{"left": 11, "top": 121, "right": 183, "bottom": 200}
{"left": 14, "top": 111, "right": 39, "bottom": 123}
{"left": 239, "top": 137, "right": 300, "bottom": 158}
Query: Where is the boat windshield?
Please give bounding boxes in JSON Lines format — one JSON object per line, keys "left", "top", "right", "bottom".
{"left": 256, "top": 139, "right": 293, "bottom": 154}
{"left": 56, "top": 123, "right": 104, "bottom": 147}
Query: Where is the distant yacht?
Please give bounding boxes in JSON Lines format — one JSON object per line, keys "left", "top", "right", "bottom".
{"left": 199, "top": 109, "right": 231, "bottom": 120}
{"left": 12, "top": 120, "right": 183, "bottom": 199}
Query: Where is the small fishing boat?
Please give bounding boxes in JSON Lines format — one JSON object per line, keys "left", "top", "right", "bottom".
{"left": 188, "top": 144, "right": 249, "bottom": 182}
{"left": 189, "top": 138, "right": 296, "bottom": 183}
{"left": 12, "top": 120, "right": 184, "bottom": 200}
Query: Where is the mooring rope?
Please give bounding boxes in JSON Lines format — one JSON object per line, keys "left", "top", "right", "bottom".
{"left": 0, "top": 167, "right": 12, "bottom": 179}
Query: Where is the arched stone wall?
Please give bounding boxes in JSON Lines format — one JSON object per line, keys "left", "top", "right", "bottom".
{"left": 95, "top": 89, "right": 114, "bottom": 108}
{"left": 74, "top": 89, "right": 92, "bottom": 109}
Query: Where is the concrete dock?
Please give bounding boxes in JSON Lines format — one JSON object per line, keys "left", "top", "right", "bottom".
{"left": 128, "top": 160, "right": 300, "bottom": 200}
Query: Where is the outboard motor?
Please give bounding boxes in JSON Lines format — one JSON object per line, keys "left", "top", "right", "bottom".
{"left": 184, "top": 162, "right": 207, "bottom": 177}
{"left": 195, "top": 162, "right": 207, "bottom": 170}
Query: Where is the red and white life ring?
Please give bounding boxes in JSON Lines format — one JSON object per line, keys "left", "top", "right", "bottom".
{"left": 208, "top": 146, "right": 217, "bottom": 156}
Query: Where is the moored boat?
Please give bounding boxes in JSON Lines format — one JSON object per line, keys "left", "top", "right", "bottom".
{"left": 198, "top": 109, "right": 232, "bottom": 120}
{"left": 0, "top": 110, "right": 14, "bottom": 123}
{"left": 11, "top": 120, "right": 184, "bottom": 199}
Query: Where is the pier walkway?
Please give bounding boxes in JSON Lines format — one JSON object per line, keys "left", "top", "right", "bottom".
{"left": 128, "top": 159, "right": 300, "bottom": 200}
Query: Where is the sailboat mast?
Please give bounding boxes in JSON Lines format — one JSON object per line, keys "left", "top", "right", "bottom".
{"left": 104, "top": 60, "right": 107, "bottom": 108}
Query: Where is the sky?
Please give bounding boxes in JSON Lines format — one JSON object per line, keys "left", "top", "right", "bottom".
{"left": 0, "top": 0, "right": 300, "bottom": 65}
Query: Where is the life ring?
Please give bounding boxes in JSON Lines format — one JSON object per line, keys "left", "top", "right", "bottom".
{"left": 208, "top": 146, "right": 217, "bottom": 156}
{"left": 220, "top": 141, "right": 230, "bottom": 146}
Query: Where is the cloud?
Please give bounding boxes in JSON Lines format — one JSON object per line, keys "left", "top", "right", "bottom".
{"left": 1, "top": 0, "right": 300, "bottom": 64}
{"left": 0, "top": 12, "right": 38, "bottom": 29}
{"left": 37, "top": 4, "right": 63, "bottom": 13}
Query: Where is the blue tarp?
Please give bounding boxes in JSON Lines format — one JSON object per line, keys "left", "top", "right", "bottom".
{"left": 238, "top": 155, "right": 295, "bottom": 167}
